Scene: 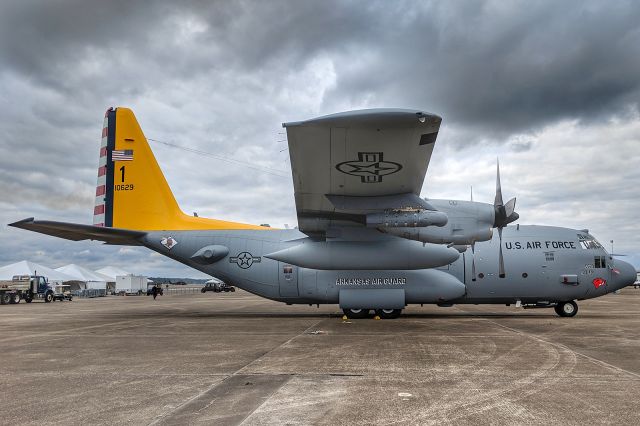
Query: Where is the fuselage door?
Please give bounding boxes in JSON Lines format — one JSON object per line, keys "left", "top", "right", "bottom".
{"left": 278, "top": 263, "right": 299, "bottom": 297}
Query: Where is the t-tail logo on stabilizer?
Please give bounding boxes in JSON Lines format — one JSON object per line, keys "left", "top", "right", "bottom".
{"left": 336, "top": 152, "right": 402, "bottom": 183}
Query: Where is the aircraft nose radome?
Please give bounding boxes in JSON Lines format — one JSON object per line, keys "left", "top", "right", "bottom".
{"left": 613, "top": 260, "right": 637, "bottom": 289}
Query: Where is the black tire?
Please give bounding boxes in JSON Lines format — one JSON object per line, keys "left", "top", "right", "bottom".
{"left": 230, "top": 287, "right": 235, "bottom": 292}
{"left": 555, "top": 301, "right": 578, "bottom": 317}
{"left": 11, "top": 293, "right": 21, "bottom": 304}
{"left": 0, "top": 293, "right": 10, "bottom": 305}
{"left": 25, "top": 296, "right": 33, "bottom": 303}
{"left": 44, "top": 291, "right": 53, "bottom": 303}
{"left": 201, "top": 288, "right": 206, "bottom": 293}
{"left": 375, "top": 308, "right": 402, "bottom": 319}
{"left": 343, "top": 308, "right": 370, "bottom": 319}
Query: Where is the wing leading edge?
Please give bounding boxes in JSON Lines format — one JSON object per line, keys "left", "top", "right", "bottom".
{"left": 283, "top": 109, "right": 442, "bottom": 235}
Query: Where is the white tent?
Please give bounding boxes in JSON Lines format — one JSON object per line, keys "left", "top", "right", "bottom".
{"left": 0, "top": 260, "right": 75, "bottom": 283}
{"left": 56, "top": 264, "right": 112, "bottom": 290}
{"left": 95, "top": 266, "right": 131, "bottom": 281}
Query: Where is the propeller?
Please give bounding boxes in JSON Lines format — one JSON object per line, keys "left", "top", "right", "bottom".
{"left": 471, "top": 242, "right": 477, "bottom": 281}
{"left": 492, "top": 160, "right": 519, "bottom": 278}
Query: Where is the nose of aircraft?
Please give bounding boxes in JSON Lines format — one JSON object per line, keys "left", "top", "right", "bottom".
{"left": 611, "top": 259, "right": 637, "bottom": 290}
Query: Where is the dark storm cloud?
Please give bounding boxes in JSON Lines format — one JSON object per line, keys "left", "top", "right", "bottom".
{"left": 3, "top": 0, "right": 639, "bottom": 136}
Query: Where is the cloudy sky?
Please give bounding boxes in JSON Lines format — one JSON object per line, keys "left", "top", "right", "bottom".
{"left": 1, "top": 0, "right": 639, "bottom": 277}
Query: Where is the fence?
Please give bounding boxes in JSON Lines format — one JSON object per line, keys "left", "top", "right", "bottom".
{"left": 72, "top": 289, "right": 107, "bottom": 298}
{"left": 162, "top": 287, "right": 201, "bottom": 296}
{"left": 71, "top": 287, "right": 202, "bottom": 298}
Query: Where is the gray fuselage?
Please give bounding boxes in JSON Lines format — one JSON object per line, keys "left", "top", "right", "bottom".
{"left": 140, "top": 224, "right": 636, "bottom": 309}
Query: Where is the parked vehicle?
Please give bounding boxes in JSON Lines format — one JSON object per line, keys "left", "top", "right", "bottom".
{"left": 201, "top": 281, "right": 235, "bottom": 293}
{"left": 53, "top": 283, "right": 73, "bottom": 301}
{"left": 0, "top": 275, "right": 72, "bottom": 305}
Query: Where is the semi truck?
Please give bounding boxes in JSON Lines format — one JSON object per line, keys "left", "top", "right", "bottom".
{"left": 0, "top": 275, "right": 72, "bottom": 305}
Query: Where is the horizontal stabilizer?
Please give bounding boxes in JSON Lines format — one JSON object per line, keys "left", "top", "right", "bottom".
{"left": 9, "top": 218, "right": 146, "bottom": 246}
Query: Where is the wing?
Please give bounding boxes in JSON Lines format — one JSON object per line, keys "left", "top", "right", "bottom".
{"left": 9, "top": 218, "right": 146, "bottom": 245}
{"left": 283, "top": 109, "right": 441, "bottom": 236}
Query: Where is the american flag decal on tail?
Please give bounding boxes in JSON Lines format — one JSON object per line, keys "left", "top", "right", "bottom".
{"left": 112, "top": 150, "right": 134, "bottom": 161}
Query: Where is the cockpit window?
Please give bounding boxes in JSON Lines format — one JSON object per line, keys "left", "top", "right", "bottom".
{"left": 577, "top": 233, "right": 603, "bottom": 250}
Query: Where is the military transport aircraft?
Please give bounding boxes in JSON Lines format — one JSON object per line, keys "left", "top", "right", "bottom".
{"left": 10, "top": 107, "right": 637, "bottom": 318}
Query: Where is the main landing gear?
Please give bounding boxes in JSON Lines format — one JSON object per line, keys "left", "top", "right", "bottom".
{"left": 554, "top": 301, "right": 578, "bottom": 317}
{"left": 342, "top": 308, "right": 403, "bottom": 319}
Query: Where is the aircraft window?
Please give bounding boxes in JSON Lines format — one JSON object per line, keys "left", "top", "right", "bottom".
{"left": 594, "top": 256, "right": 606, "bottom": 268}
{"left": 577, "top": 233, "right": 604, "bottom": 250}
{"left": 544, "top": 252, "right": 555, "bottom": 261}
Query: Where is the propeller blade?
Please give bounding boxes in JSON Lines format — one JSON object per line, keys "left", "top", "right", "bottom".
{"left": 494, "top": 159, "right": 503, "bottom": 207}
{"left": 498, "top": 227, "right": 506, "bottom": 278}
{"left": 504, "top": 197, "right": 516, "bottom": 217}
{"left": 471, "top": 242, "right": 476, "bottom": 281}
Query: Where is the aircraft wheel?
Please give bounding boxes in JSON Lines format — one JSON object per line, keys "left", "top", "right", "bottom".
{"left": 343, "top": 308, "right": 369, "bottom": 319}
{"left": 555, "top": 301, "right": 578, "bottom": 317}
{"left": 376, "top": 309, "right": 402, "bottom": 319}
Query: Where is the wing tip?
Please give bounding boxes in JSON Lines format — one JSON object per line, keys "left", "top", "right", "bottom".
{"left": 8, "top": 217, "right": 35, "bottom": 228}
{"left": 283, "top": 108, "right": 442, "bottom": 128}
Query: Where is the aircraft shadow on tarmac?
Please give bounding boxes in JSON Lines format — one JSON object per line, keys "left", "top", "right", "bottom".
{"left": 113, "top": 310, "right": 600, "bottom": 320}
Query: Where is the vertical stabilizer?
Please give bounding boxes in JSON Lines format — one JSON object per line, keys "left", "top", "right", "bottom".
{"left": 92, "top": 107, "right": 268, "bottom": 232}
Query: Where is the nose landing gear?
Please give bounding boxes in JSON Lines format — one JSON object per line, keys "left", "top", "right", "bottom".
{"left": 554, "top": 301, "right": 578, "bottom": 317}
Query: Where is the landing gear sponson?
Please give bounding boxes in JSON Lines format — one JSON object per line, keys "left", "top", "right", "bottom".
{"left": 343, "top": 308, "right": 403, "bottom": 319}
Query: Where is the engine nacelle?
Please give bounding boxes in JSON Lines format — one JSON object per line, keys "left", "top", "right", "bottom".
{"left": 381, "top": 199, "right": 495, "bottom": 246}
{"left": 366, "top": 209, "right": 448, "bottom": 228}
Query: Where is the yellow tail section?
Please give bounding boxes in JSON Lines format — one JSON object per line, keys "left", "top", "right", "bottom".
{"left": 96, "top": 107, "right": 269, "bottom": 231}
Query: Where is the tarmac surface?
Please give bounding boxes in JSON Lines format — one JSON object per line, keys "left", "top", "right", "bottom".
{"left": 1, "top": 288, "right": 639, "bottom": 425}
